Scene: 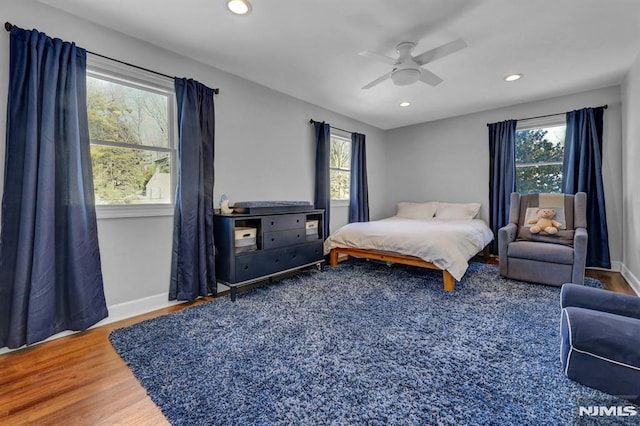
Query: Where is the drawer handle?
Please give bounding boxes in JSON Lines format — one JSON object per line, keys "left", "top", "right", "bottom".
{"left": 297, "top": 234, "right": 300, "bottom": 238}
{"left": 275, "top": 258, "right": 279, "bottom": 263}
{"left": 244, "top": 265, "right": 249, "bottom": 270}
{"left": 271, "top": 237, "right": 275, "bottom": 242}
{"left": 271, "top": 221, "right": 275, "bottom": 226}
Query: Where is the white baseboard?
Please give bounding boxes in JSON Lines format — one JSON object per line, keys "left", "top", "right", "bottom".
{"left": 98, "top": 292, "right": 185, "bottom": 327}
{"left": 621, "top": 264, "right": 640, "bottom": 296}
{"left": 0, "top": 293, "right": 185, "bottom": 355}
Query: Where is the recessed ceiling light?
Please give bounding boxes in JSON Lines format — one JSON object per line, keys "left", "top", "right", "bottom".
{"left": 399, "top": 101, "right": 411, "bottom": 107}
{"left": 504, "top": 73, "right": 523, "bottom": 82}
{"left": 228, "top": 0, "right": 251, "bottom": 15}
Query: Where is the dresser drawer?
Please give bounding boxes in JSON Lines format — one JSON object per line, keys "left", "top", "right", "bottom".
{"left": 263, "top": 229, "right": 305, "bottom": 250}
{"left": 263, "top": 214, "right": 305, "bottom": 232}
{"left": 287, "top": 242, "right": 324, "bottom": 268}
{"left": 234, "top": 249, "right": 286, "bottom": 282}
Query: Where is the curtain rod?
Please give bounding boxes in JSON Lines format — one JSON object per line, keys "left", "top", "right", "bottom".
{"left": 4, "top": 21, "right": 220, "bottom": 95}
{"left": 486, "top": 104, "right": 608, "bottom": 126}
{"left": 309, "top": 119, "right": 356, "bottom": 135}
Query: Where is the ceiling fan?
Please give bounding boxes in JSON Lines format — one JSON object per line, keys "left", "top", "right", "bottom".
{"left": 359, "top": 38, "right": 467, "bottom": 89}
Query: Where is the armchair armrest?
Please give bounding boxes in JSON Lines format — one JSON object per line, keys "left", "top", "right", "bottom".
{"left": 572, "top": 227, "right": 588, "bottom": 283}
{"left": 573, "top": 227, "right": 587, "bottom": 259}
{"left": 498, "top": 223, "right": 517, "bottom": 276}
{"left": 498, "top": 223, "right": 517, "bottom": 244}
{"left": 561, "top": 283, "right": 640, "bottom": 320}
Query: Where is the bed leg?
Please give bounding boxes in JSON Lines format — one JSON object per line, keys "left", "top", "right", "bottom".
{"left": 330, "top": 249, "right": 338, "bottom": 267}
{"left": 443, "top": 271, "right": 455, "bottom": 292}
{"left": 483, "top": 245, "right": 491, "bottom": 260}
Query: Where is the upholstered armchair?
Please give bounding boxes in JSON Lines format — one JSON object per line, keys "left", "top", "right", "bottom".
{"left": 498, "top": 192, "right": 587, "bottom": 286}
{"left": 560, "top": 283, "right": 640, "bottom": 403}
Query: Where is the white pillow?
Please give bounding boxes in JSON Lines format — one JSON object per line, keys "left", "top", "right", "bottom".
{"left": 396, "top": 201, "right": 438, "bottom": 220}
{"left": 435, "top": 202, "right": 481, "bottom": 220}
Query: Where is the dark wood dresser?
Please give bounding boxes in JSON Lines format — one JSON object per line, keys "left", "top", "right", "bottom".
{"left": 213, "top": 209, "right": 324, "bottom": 300}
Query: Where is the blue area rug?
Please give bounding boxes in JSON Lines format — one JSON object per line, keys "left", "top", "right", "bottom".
{"left": 110, "top": 261, "right": 634, "bottom": 425}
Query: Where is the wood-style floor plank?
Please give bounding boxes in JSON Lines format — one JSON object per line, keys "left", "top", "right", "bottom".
{"left": 0, "top": 270, "right": 634, "bottom": 424}
{"left": 586, "top": 269, "right": 636, "bottom": 295}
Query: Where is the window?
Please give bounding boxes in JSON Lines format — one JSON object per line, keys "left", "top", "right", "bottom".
{"left": 515, "top": 121, "right": 566, "bottom": 194}
{"left": 87, "top": 55, "right": 176, "bottom": 217}
{"left": 329, "top": 133, "right": 351, "bottom": 201}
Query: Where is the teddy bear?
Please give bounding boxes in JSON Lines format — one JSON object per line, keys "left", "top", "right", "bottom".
{"left": 528, "top": 208, "right": 563, "bottom": 234}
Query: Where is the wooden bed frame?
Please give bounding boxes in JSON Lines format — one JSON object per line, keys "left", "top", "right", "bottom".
{"left": 329, "top": 246, "right": 491, "bottom": 292}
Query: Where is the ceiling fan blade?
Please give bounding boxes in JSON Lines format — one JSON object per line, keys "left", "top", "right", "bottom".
{"left": 419, "top": 69, "right": 444, "bottom": 86}
{"left": 361, "top": 72, "right": 392, "bottom": 89}
{"left": 358, "top": 51, "right": 396, "bottom": 65}
{"left": 413, "top": 38, "right": 467, "bottom": 66}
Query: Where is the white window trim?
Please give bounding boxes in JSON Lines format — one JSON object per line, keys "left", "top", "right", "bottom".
{"left": 516, "top": 114, "right": 566, "bottom": 130}
{"left": 87, "top": 54, "right": 178, "bottom": 219}
{"left": 95, "top": 204, "right": 174, "bottom": 219}
{"left": 331, "top": 200, "right": 350, "bottom": 208}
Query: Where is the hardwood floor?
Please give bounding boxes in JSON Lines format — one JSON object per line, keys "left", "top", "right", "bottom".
{"left": 0, "top": 297, "right": 214, "bottom": 426}
{"left": 586, "top": 268, "right": 636, "bottom": 295}
{"left": 0, "top": 269, "right": 635, "bottom": 425}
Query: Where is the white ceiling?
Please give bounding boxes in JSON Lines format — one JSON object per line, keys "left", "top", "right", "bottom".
{"left": 39, "top": 0, "right": 640, "bottom": 130}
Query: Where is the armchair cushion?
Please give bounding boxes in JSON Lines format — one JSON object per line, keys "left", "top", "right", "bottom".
{"left": 507, "top": 240, "right": 574, "bottom": 265}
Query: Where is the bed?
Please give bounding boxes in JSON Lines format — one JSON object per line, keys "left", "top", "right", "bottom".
{"left": 324, "top": 201, "right": 494, "bottom": 291}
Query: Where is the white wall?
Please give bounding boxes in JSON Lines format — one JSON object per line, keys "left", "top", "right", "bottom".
{"left": 621, "top": 50, "right": 640, "bottom": 293}
{"left": 385, "top": 86, "right": 624, "bottom": 269}
{"left": 0, "top": 1, "right": 387, "bottom": 320}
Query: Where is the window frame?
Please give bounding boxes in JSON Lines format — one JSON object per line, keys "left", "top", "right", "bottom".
{"left": 86, "top": 54, "right": 177, "bottom": 219}
{"left": 329, "top": 131, "right": 352, "bottom": 205}
{"left": 515, "top": 115, "right": 567, "bottom": 194}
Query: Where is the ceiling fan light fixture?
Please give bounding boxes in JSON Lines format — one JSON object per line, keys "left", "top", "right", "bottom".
{"left": 399, "top": 101, "right": 411, "bottom": 107}
{"left": 504, "top": 73, "right": 523, "bottom": 82}
{"left": 391, "top": 68, "right": 421, "bottom": 86}
{"left": 228, "top": 0, "right": 251, "bottom": 15}
{"left": 360, "top": 38, "right": 465, "bottom": 90}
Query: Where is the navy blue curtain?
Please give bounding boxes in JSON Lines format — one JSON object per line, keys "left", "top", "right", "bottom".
{"left": 563, "top": 107, "right": 610, "bottom": 269}
{"left": 0, "top": 26, "right": 107, "bottom": 349}
{"left": 349, "top": 132, "right": 369, "bottom": 223}
{"left": 488, "top": 120, "right": 517, "bottom": 254}
{"left": 313, "top": 122, "right": 331, "bottom": 238}
{"left": 170, "top": 78, "right": 216, "bottom": 301}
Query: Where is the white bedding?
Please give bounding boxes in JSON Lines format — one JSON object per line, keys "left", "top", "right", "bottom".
{"left": 324, "top": 216, "right": 494, "bottom": 281}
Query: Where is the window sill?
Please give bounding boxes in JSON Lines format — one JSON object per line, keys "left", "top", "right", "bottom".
{"left": 331, "top": 200, "right": 350, "bottom": 208}
{"left": 96, "top": 204, "right": 174, "bottom": 219}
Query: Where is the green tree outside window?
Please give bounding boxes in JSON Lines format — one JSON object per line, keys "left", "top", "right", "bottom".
{"left": 330, "top": 135, "right": 351, "bottom": 200}
{"left": 515, "top": 125, "right": 565, "bottom": 194}
{"left": 87, "top": 76, "right": 171, "bottom": 205}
